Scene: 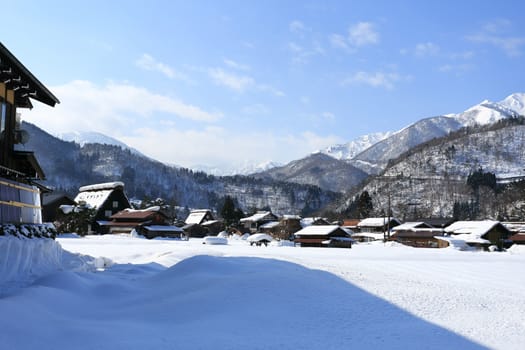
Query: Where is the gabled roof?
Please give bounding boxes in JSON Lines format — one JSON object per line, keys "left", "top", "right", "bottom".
{"left": 240, "top": 211, "right": 276, "bottom": 223}
{"left": 74, "top": 182, "right": 126, "bottom": 209}
{"left": 78, "top": 182, "right": 125, "bottom": 192}
{"left": 358, "top": 217, "right": 401, "bottom": 228}
{"left": 0, "top": 42, "right": 60, "bottom": 108}
{"left": 295, "top": 225, "right": 352, "bottom": 237}
{"left": 391, "top": 222, "right": 433, "bottom": 231}
{"left": 444, "top": 220, "right": 506, "bottom": 237}
{"left": 75, "top": 189, "right": 113, "bottom": 209}
{"left": 185, "top": 209, "right": 213, "bottom": 225}
{"left": 300, "top": 217, "right": 330, "bottom": 227}
{"left": 110, "top": 207, "right": 162, "bottom": 221}
{"left": 260, "top": 221, "right": 280, "bottom": 229}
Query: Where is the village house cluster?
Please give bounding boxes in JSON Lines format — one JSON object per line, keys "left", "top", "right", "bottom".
{"left": 0, "top": 42, "right": 523, "bottom": 252}
{"left": 44, "top": 181, "right": 525, "bottom": 251}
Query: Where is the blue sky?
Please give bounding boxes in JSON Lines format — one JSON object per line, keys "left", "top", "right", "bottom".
{"left": 5, "top": 0, "right": 525, "bottom": 173}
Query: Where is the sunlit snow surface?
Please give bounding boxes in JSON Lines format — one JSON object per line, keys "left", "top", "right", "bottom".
{"left": 2, "top": 234, "right": 525, "bottom": 349}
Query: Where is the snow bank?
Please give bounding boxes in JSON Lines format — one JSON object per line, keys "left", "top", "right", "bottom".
{"left": 0, "top": 236, "right": 94, "bottom": 295}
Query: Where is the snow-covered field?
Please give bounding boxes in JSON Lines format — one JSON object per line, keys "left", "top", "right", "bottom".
{"left": 2, "top": 234, "right": 525, "bottom": 350}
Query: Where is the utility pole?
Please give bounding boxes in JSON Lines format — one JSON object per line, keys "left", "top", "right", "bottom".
{"left": 387, "top": 192, "right": 391, "bottom": 240}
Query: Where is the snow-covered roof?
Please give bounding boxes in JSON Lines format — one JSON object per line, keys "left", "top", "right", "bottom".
{"left": 74, "top": 182, "right": 127, "bottom": 209}
{"left": 295, "top": 225, "right": 349, "bottom": 237}
{"left": 240, "top": 211, "right": 274, "bottom": 223}
{"left": 78, "top": 182, "right": 125, "bottom": 192}
{"left": 201, "top": 220, "right": 220, "bottom": 226}
{"left": 358, "top": 217, "right": 400, "bottom": 228}
{"left": 74, "top": 189, "right": 113, "bottom": 209}
{"left": 391, "top": 222, "right": 428, "bottom": 231}
{"left": 185, "top": 209, "right": 212, "bottom": 225}
{"left": 444, "top": 220, "right": 501, "bottom": 236}
{"left": 260, "top": 221, "right": 280, "bottom": 229}
{"left": 300, "top": 217, "right": 329, "bottom": 227}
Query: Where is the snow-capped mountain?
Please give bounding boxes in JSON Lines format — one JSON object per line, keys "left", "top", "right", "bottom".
{"left": 324, "top": 93, "right": 525, "bottom": 174}
{"left": 450, "top": 99, "right": 519, "bottom": 127}
{"left": 57, "top": 130, "right": 144, "bottom": 156}
{"left": 342, "top": 118, "right": 525, "bottom": 220}
{"left": 353, "top": 116, "right": 462, "bottom": 171}
{"left": 58, "top": 130, "right": 127, "bottom": 147}
{"left": 321, "top": 132, "right": 392, "bottom": 160}
{"left": 192, "top": 160, "right": 283, "bottom": 176}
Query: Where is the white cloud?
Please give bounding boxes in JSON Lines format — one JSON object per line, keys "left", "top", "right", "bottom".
{"left": 241, "top": 104, "right": 270, "bottom": 115}
{"left": 289, "top": 20, "right": 307, "bottom": 34}
{"left": 466, "top": 20, "right": 525, "bottom": 57}
{"left": 342, "top": 71, "right": 404, "bottom": 90}
{"left": 119, "top": 127, "right": 342, "bottom": 173}
{"left": 330, "top": 22, "right": 379, "bottom": 52}
{"left": 208, "top": 68, "right": 255, "bottom": 92}
{"left": 135, "top": 54, "right": 189, "bottom": 81}
{"left": 330, "top": 33, "right": 350, "bottom": 50}
{"left": 21, "top": 80, "right": 221, "bottom": 137}
{"left": 348, "top": 22, "right": 379, "bottom": 47}
{"left": 414, "top": 42, "right": 440, "bottom": 57}
{"left": 208, "top": 67, "right": 284, "bottom": 96}
{"left": 223, "top": 58, "right": 250, "bottom": 71}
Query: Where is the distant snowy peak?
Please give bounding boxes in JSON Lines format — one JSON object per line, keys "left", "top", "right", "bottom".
{"left": 452, "top": 93, "right": 524, "bottom": 127}
{"left": 57, "top": 130, "right": 144, "bottom": 156}
{"left": 321, "top": 131, "right": 392, "bottom": 160}
{"left": 59, "top": 130, "right": 127, "bottom": 147}
{"left": 193, "top": 160, "right": 283, "bottom": 176}
{"left": 500, "top": 92, "right": 525, "bottom": 115}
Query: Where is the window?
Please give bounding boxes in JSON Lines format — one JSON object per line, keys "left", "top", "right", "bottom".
{"left": 105, "top": 210, "right": 113, "bottom": 218}
{"left": 113, "top": 201, "right": 119, "bottom": 208}
{"left": 0, "top": 102, "right": 6, "bottom": 135}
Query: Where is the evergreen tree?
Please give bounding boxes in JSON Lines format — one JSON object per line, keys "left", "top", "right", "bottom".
{"left": 357, "top": 191, "right": 374, "bottom": 218}
{"left": 220, "top": 196, "right": 244, "bottom": 227}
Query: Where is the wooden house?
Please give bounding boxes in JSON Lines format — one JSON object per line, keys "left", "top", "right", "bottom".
{"left": 342, "top": 219, "right": 360, "bottom": 231}
{"left": 74, "top": 182, "right": 131, "bottom": 233}
{"left": 240, "top": 211, "right": 279, "bottom": 233}
{"left": 294, "top": 225, "right": 354, "bottom": 248}
{"left": 300, "top": 217, "right": 331, "bottom": 227}
{"left": 183, "top": 209, "right": 223, "bottom": 237}
{"left": 42, "top": 192, "right": 76, "bottom": 223}
{"left": 440, "top": 220, "right": 512, "bottom": 250}
{"left": 185, "top": 209, "right": 215, "bottom": 225}
{"left": 353, "top": 217, "right": 401, "bottom": 242}
{"left": 508, "top": 233, "right": 525, "bottom": 245}
{"left": 262, "top": 215, "right": 302, "bottom": 240}
{"left": 104, "top": 206, "right": 183, "bottom": 239}
{"left": 0, "top": 42, "right": 59, "bottom": 227}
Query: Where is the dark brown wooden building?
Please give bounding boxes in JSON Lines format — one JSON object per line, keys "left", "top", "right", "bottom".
{"left": 74, "top": 182, "right": 131, "bottom": 233}
{"left": 0, "top": 42, "right": 59, "bottom": 226}
{"left": 294, "top": 225, "right": 354, "bottom": 248}
{"left": 42, "top": 192, "right": 76, "bottom": 223}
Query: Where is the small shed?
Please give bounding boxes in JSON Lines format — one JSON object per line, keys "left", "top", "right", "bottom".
{"left": 294, "top": 225, "right": 354, "bottom": 248}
